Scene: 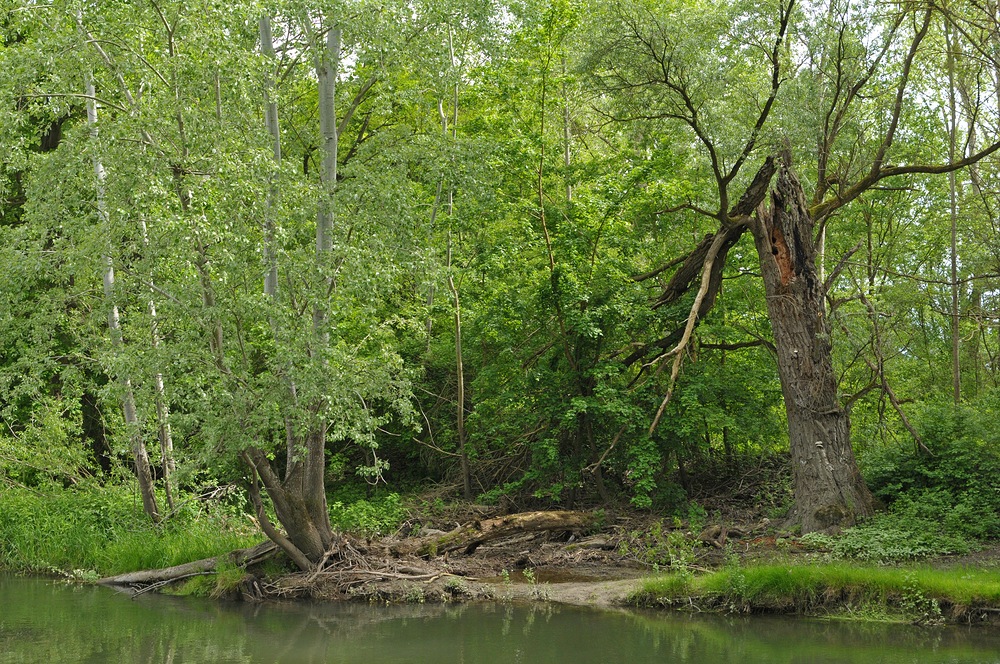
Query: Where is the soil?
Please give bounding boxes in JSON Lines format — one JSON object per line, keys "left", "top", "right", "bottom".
{"left": 256, "top": 505, "right": 779, "bottom": 606}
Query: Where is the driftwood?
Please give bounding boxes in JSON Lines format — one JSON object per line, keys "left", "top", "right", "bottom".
{"left": 98, "top": 540, "right": 278, "bottom": 588}
{"left": 391, "top": 510, "right": 597, "bottom": 557}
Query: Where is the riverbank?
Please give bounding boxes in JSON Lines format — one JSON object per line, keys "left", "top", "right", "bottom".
{"left": 207, "top": 512, "right": 1000, "bottom": 627}
{"left": 286, "top": 547, "right": 1000, "bottom": 626}
{"left": 299, "top": 557, "right": 1000, "bottom": 627}
{"left": 630, "top": 562, "right": 1000, "bottom": 625}
{"left": 5, "top": 482, "right": 1000, "bottom": 626}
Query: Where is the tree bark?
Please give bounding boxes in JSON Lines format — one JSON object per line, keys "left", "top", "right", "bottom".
{"left": 260, "top": 15, "right": 281, "bottom": 298}
{"left": 750, "top": 161, "right": 875, "bottom": 533}
{"left": 945, "top": 22, "right": 961, "bottom": 404}
{"left": 244, "top": 446, "right": 333, "bottom": 567}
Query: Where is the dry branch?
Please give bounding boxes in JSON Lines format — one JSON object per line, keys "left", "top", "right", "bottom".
{"left": 98, "top": 540, "right": 277, "bottom": 588}
{"left": 391, "top": 510, "right": 598, "bottom": 557}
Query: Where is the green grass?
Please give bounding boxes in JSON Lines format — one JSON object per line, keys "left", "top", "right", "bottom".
{"left": 0, "top": 483, "right": 258, "bottom": 578}
{"left": 634, "top": 563, "right": 1000, "bottom": 623}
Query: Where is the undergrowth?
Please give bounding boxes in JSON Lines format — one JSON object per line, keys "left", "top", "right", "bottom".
{"left": 798, "top": 401, "right": 1000, "bottom": 564}
{"left": 328, "top": 486, "right": 407, "bottom": 537}
{"left": 0, "top": 481, "right": 257, "bottom": 578}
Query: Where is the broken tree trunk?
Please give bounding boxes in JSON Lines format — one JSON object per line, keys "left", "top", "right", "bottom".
{"left": 392, "top": 510, "right": 597, "bottom": 557}
{"left": 750, "top": 160, "right": 875, "bottom": 533}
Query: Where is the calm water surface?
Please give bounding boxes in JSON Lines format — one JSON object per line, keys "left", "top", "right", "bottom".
{"left": 2, "top": 574, "right": 1000, "bottom": 663}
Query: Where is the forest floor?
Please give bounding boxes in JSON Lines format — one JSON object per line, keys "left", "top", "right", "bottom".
{"left": 267, "top": 504, "right": 658, "bottom": 605}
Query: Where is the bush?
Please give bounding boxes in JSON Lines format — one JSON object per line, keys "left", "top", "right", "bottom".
{"left": 328, "top": 490, "right": 407, "bottom": 537}
{"left": 801, "top": 516, "right": 970, "bottom": 564}
{"left": 862, "top": 400, "right": 1000, "bottom": 543}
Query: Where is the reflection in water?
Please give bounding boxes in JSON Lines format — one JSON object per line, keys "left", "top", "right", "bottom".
{"left": 2, "top": 575, "right": 1000, "bottom": 663}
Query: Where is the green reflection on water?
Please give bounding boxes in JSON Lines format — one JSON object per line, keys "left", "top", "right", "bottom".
{"left": 2, "top": 575, "right": 1000, "bottom": 663}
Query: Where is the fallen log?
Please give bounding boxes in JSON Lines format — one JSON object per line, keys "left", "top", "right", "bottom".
{"left": 392, "top": 510, "right": 598, "bottom": 557}
{"left": 98, "top": 540, "right": 278, "bottom": 588}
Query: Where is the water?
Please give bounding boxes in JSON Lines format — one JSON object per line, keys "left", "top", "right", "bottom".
{"left": 2, "top": 574, "right": 1000, "bottom": 663}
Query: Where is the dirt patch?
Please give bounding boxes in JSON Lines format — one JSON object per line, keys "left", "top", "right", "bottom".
{"left": 271, "top": 527, "right": 649, "bottom": 605}
{"left": 254, "top": 506, "right": 770, "bottom": 605}
{"left": 927, "top": 542, "right": 1000, "bottom": 570}
{"left": 144, "top": 496, "right": 1000, "bottom": 610}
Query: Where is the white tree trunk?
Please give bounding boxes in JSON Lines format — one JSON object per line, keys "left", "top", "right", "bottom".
{"left": 85, "top": 72, "right": 161, "bottom": 523}
{"left": 260, "top": 16, "right": 281, "bottom": 299}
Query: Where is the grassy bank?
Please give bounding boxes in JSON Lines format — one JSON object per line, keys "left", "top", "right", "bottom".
{"left": 0, "top": 483, "right": 258, "bottom": 580}
{"left": 632, "top": 563, "right": 1000, "bottom": 624}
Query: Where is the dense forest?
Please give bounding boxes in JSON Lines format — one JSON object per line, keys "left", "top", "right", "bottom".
{"left": 2, "top": 0, "right": 1000, "bottom": 574}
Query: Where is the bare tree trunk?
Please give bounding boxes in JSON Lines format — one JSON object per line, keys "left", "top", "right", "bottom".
{"left": 441, "top": 28, "right": 471, "bottom": 500}
{"left": 260, "top": 16, "right": 281, "bottom": 299}
{"left": 392, "top": 510, "right": 597, "bottom": 557}
{"left": 751, "top": 161, "right": 875, "bottom": 533}
{"left": 304, "top": 19, "right": 341, "bottom": 547}
{"left": 84, "top": 73, "right": 161, "bottom": 524}
{"left": 138, "top": 218, "right": 176, "bottom": 512}
{"left": 946, "top": 22, "right": 962, "bottom": 403}
{"left": 447, "top": 232, "right": 471, "bottom": 500}
{"left": 561, "top": 57, "right": 572, "bottom": 202}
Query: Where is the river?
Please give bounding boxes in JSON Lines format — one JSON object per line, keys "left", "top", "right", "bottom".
{"left": 2, "top": 574, "right": 1000, "bottom": 663}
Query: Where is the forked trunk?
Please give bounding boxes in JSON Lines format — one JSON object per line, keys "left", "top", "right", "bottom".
{"left": 751, "top": 162, "right": 875, "bottom": 533}
{"left": 240, "top": 16, "right": 341, "bottom": 571}
{"left": 244, "top": 440, "right": 334, "bottom": 570}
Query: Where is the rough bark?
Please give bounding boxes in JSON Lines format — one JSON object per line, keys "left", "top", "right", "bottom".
{"left": 392, "top": 510, "right": 597, "bottom": 557}
{"left": 244, "top": 446, "right": 334, "bottom": 568}
{"left": 750, "top": 162, "right": 875, "bottom": 533}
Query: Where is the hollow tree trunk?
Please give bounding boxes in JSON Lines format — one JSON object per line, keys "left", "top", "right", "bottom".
{"left": 750, "top": 162, "right": 875, "bottom": 533}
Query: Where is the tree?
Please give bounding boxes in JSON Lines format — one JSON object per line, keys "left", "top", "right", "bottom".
{"left": 1, "top": 0, "right": 424, "bottom": 568}
{"left": 589, "top": 0, "right": 1000, "bottom": 531}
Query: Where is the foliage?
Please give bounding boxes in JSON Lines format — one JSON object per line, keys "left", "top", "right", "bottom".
{"left": 0, "top": 0, "right": 999, "bottom": 559}
{"left": 857, "top": 399, "right": 1000, "bottom": 548}
{"left": 617, "top": 513, "right": 704, "bottom": 571}
{"left": 787, "top": 397, "right": 1000, "bottom": 564}
{"left": 328, "top": 489, "right": 407, "bottom": 537}
{"left": 799, "top": 517, "right": 970, "bottom": 565}
{"left": 0, "top": 483, "right": 257, "bottom": 576}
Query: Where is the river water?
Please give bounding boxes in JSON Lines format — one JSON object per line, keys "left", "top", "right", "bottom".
{"left": 2, "top": 574, "right": 1000, "bottom": 663}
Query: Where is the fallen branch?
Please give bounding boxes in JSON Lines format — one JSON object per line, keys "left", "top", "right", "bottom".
{"left": 391, "top": 510, "right": 597, "bottom": 557}
{"left": 98, "top": 540, "right": 277, "bottom": 588}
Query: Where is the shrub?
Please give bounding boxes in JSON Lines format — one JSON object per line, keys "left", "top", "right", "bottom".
{"left": 861, "top": 400, "right": 1000, "bottom": 546}
{"left": 328, "top": 490, "right": 407, "bottom": 537}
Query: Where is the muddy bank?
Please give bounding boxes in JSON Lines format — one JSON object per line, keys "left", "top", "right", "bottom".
{"left": 101, "top": 503, "right": 1000, "bottom": 628}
